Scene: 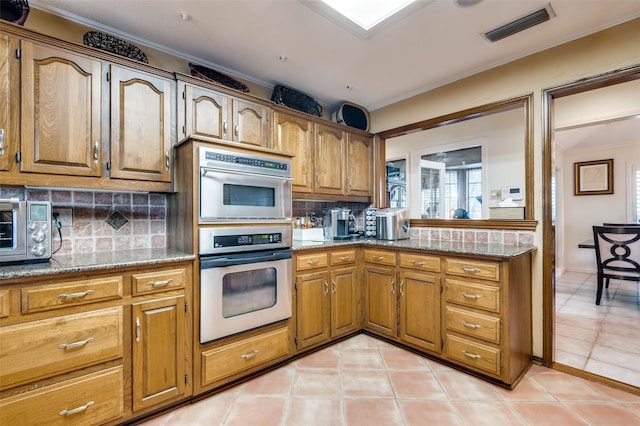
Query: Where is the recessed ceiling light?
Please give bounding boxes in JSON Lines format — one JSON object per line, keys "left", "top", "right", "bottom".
{"left": 320, "top": 0, "right": 417, "bottom": 31}
{"left": 179, "top": 12, "right": 191, "bottom": 21}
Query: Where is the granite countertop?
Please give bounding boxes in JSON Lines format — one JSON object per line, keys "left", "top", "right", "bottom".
{"left": 0, "top": 248, "right": 195, "bottom": 280}
{"left": 293, "top": 237, "right": 536, "bottom": 258}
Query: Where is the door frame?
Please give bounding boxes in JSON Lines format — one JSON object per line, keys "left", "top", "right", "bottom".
{"left": 541, "top": 64, "right": 640, "bottom": 371}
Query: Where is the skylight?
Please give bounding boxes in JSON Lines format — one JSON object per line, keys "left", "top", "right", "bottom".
{"left": 320, "top": 0, "right": 417, "bottom": 31}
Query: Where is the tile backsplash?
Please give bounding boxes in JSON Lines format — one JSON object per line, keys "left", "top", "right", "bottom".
{"left": 1, "top": 186, "right": 166, "bottom": 255}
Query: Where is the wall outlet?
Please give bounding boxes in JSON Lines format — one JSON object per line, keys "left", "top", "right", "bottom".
{"left": 53, "top": 208, "right": 73, "bottom": 227}
{"left": 490, "top": 190, "right": 502, "bottom": 200}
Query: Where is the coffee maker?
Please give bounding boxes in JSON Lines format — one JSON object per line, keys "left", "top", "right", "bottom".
{"left": 323, "top": 207, "right": 354, "bottom": 240}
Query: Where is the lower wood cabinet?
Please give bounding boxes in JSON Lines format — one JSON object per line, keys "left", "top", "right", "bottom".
{"left": 132, "top": 295, "right": 187, "bottom": 411}
{"left": 201, "top": 326, "right": 289, "bottom": 387}
{"left": 0, "top": 259, "right": 193, "bottom": 425}
{"left": 294, "top": 249, "right": 360, "bottom": 350}
{"left": 0, "top": 366, "right": 124, "bottom": 426}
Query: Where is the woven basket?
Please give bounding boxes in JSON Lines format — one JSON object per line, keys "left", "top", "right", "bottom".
{"left": 82, "top": 31, "right": 148, "bottom": 64}
{"left": 189, "top": 63, "right": 250, "bottom": 93}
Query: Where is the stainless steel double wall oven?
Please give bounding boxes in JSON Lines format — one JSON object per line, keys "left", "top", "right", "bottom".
{"left": 197, "top": 146, "right": 293, "bottom": 344}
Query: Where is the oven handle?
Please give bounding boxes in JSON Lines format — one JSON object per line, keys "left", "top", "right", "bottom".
{"left": 201, "top": 167, "right": 293, "bottom": 181}
{"left": 200, "top": 249, "right": 292, "bottom": 269}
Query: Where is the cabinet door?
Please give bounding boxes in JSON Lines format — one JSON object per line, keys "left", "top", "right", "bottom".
{"left": 346, "top": 134, "right": 373, "bottom": 197}
{"left": 110, "top": 65, "right": 172, "bottom": 182}
{"left": 295, "top": 271, "right": 330, "bottom": 349}
{"left": 363, "top": 266, "right": 397, "bottom": 338}
{"left": 330, "top": 266, "right": 360, "bottom": 338}
{"left": 132, "top": 295, "right": 186, "bottom": 411}
{"left": 232, "top": 98, "right": 271, "bottom": 148}
{"left": 314, "top": 124, "right": 345, "bottom": 195}
{"left": 20, "top": 41, "right": 102, "bottom": 176}
{"left": 399, "top": 270, "right": 442, "bottom": 353}
{"left": 273, "top": 112, "right": 314, "bottom": 193}
{"left": 182, "top": 84, "right": 230, "bottom": 140}
{"left": 0, "top": 35, "right": 11, "bottom": 172}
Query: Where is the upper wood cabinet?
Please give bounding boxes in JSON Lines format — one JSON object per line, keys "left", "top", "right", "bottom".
{"left": 178, "top": 80, "right": 271, "bottom": 148}
{"left": 314, "top": 124, "right": 346, "bottom": 195}
{"left": 109, "top": 65, "right": 172, "bottom": 182}
{"left": 273, "top": 109, "right": 373, "bottom": 201}
{"left": 2, "top": 31, "right": 175, "bottom": 191}
{"left": 20, "top": 41, "right": 103, "bottom": 177}
{"left": 346, "top": 134, "right": 373, "bottom": 197}
{"left": 273, "top": 111, "right": 314, "bottom": 193}
{"left": 0, "top": 34, "right": 15, "bottom": 173}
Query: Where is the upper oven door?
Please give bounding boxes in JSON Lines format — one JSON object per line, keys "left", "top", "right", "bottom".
{"left": 199, "top": 168, "right": 292, "bottom": 223}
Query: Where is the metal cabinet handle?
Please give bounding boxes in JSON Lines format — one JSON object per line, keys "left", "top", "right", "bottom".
{"left": 411, "top": 261, "right": 426, "bottom": 266}
{"left": 399, "top": 280, "right": 404, "bottom": 295}
{"left": 315, "top": 172, "right": 320, "bottom": 184}
{"left": 462, "top": 350, "right": 482, "bottom": 360}
{"left": 59, "top": 401, "right": 94, "bottom": 416}
{"left": 390, "top": 279, "right": 395, "bottom": 295}
{"left": 461, "top": 292, "right": 482, "bottom": 299}
{"left": 332, "top": 279, "right": 337, "bottom": 293}
{"left": 58, "top": 289, "right": 94, "bottom": 299}
{"left": 148, "top": 279, "right": 173, "bottom": 288}
{"left": 306, "top": 259, "right": 320, "bottom": 265}
{"left": 241, "top": 350, "right": 259, "bottom": 360}
{"left": 460, "top": 267, "right": 482, "bottom": 273}
{"left": 234, "top": 124, "right": 239, "bottom": 137}
{"left": 324, "top": 280, "right": 329, "bottom": 295}
{"left": 93, "top": 141, "right": 99, "bottom": 164}
{"left": 372, "top": 255, "right": 385, "bottom": 261}
{"left": 135, "top": 317, "right": 141, "bottom": 342}
{"left": 58, "top": 337, "right": 94, "bottom": 350}
{"left": 223, "top": 121, "right": 228, "bottom": 135}
{"left": 462, "top": 320, "right": 481, "bottom": 329}
{"left": 338, "top": 256, "right": 350, "bottom": 261}
{"left": 165, "top": 151, "right": 170, "bottom": 170}
{"left": 0, "top": 129, "right": 4, "bottom": 155}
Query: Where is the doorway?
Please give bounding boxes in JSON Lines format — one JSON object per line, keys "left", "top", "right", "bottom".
{"left": 543, "top": 65, "right": 640, "bottom": 391}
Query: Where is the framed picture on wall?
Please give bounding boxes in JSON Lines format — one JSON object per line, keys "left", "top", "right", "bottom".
{"left": 574, "top": 159, "right": 614, "bottom": 195}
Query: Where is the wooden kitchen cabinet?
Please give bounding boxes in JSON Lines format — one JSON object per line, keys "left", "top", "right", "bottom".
{"left": 1, "top": 25, "right": 175, "bottom": 191}
{"left": 0, "top": 34, "right": 16, "bottom": 173}
{"left": 363, "top": 249, "right": 397, "bottom": 338}
{"left": 109, "top": 65, "right": 173, "bottom": 182}
{"left": 273, "top": 111, "right": 314, "bottom": 193}
{"left": 273, "top": 108, "right": 373, "bottom": 201}
{"left": 346, "top": 134, "right": 373, "bottom": 197}
{"left": 178, "top": 78, "right": 272, "bottom": 148}
{"left": 20, "top": 40, "right": 103, "bottom": 177}
{"left": 131, "top": 295, "right": 187, "bottom": 411}
{"left": 294, "top": 249, "right": 359, "bottom": 350}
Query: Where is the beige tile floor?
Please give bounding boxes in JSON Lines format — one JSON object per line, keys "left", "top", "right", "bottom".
{"left": 555, "top": 272, "right": 640, "bottom": 388}
{"left": 139, "top": 334, "right": 640, "bottom": 426}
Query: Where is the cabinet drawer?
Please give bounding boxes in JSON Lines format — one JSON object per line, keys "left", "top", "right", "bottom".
{"left": 202, "top": 327, "right": 289, "bottom": 386}
{"left": 446, "top": 258, "right": 500, "bottom": 282}
{"left": 399, "top": 252, "right": 440, "bottom": 272}
{"left": 296, "top": 253, "right": 329, "bottom": 271}
{"left": 363, "top": 249, "right": 396, "bottom": 266}
{"left": 21, "top": 276, "right": 123, "bottom": 314}
{"left": 446, "top": 279, "right": 500, "bottom": 313}
{"left": 446, "top": 334, "right": 501, "bottom": 376}
{"left": 0, "top": 306, "right": 123, "bottom": 390}
{"left": 0, "top": 366, "right": 123, "bottom": 426}
{"left": 131, "top": 268, "right": 186, "bottom": 295}
{"left": 445, "top": 306, "right": 500, "bottom": 344}
{"left": 330, "top": 249, "right": 357, "bottom": 265}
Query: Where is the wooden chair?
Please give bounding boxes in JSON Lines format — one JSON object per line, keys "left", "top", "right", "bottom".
{"left": 603, "top": 223, "right": 640, "bottom": 227}
{"left": 592, "top": 226, "right": 640, "bottom": 305}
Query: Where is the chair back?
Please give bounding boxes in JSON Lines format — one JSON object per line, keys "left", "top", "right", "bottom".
{"left": 592, "top": 226, "right": 640, "bottom": 279}
{"left": 602, "top": 223, "right": 640, "bottom": 227}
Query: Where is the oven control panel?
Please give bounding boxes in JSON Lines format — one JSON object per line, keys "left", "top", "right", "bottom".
{"left": 199, "top": 225, "right": 291, "bottom": 255}
{"left": 199, "top": 147, "right": 290, "bottom": 178}
{"left": 215, "top": 232, "right": 282, "bottom": 249}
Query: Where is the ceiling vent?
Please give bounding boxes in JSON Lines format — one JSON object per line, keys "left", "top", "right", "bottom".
{"left": 485, "top": 4, "right": 555, "bottom": 42}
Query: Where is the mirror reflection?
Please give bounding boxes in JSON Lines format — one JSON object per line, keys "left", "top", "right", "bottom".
{"left": 385, "top": 101, "right": 527, "bottom": 220}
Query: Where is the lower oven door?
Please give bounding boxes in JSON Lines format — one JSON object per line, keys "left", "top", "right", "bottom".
{"left": 200, "top": 249, "right": 292, "bottom": 343}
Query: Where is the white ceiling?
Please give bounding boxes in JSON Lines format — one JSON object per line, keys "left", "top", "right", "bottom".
{"left": 31, "top": 0, "right": 640, "bottom": 112}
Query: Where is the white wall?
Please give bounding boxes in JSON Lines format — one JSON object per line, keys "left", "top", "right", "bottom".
{"left": 560, "top": 141, "right": 640, "bottom": 273}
